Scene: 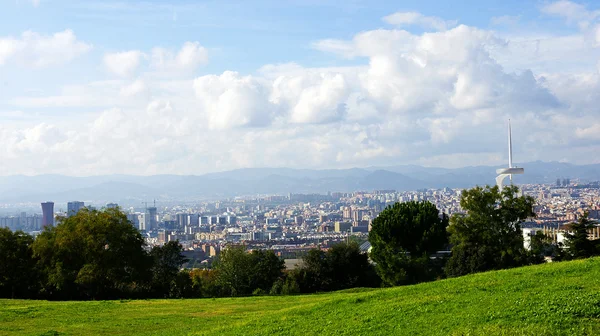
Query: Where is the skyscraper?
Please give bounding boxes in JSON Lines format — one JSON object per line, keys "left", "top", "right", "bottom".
{"left": 41, "top": 202, "right": 54, "bottom": 227}
{"left": 67, "top": 201, "right": 85, "bottom": 217}
{"left": 147, "top": 207, "right": 157, "bottom": 231}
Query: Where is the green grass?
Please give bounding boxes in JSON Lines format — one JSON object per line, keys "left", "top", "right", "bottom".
{"left": 2, "top": 258, "right": 600, "bottom": 336}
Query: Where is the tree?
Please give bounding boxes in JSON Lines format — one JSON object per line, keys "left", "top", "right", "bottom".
{"left": 445, "top": 185, "right": 535, "bottom": 277}
{"left": 369, "top": 201, "right": 448, "bottom": 286}
{"left": 190, "top": 269, "right": 222, "bottom": 297}
{"left": 291, "top": 242, "right": 378, "bottom": 293}
{"left": 528, "top": 231, "right": 563, "bottom": 263}
{"left": 248, "top": 249, "right": 285, "bottom": 292}
{"left": 0, "top": 228, "right": 38, "bottom": 298}
{"left": 564, "top": 213, "right": 598, "bottom": 260}
{"left": 32, "top": 208, "right": 151, "bottom": 300}
{"left": 150, "top": 240, "right": 189, "bottom": 297}
{"left": 214, "top": 246, "right": 284, "bottom": 296}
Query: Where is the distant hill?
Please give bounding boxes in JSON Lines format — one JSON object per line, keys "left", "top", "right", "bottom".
{"left": 2, "top": 258, "right": 599, "bottom": 335}
{"left": 0, "top": 161, "right": 599, "bottom": 203}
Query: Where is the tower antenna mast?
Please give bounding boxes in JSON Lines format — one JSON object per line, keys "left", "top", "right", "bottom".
{"left": 496, "top": 119, "right": 524, "bottom": 190}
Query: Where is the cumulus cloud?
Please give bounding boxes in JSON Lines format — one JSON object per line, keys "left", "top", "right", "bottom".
{"left": 542, "top": 1, "right": 600, "bottom": 46}
{"left": 104, "top": 50, "right": 142, "bottom": 77}
{"left": 383, "top": 11, "right": 457, "bottom": 31}
{"left": 541, "top": 0, "right": 600, "bottom": 27}
{"left": 3, "top": 6, "right": 600, "bottom": 175}
{"left": 151, "top": 42, "right": 208, "bottom": 74}
{"left": 0, "top": 30, "right": 91, "bottom": 67}
{"left": 193, "top": 71, "right": 274, "bottom": 129}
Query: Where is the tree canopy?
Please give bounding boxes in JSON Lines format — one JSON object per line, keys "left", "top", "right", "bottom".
{"left": 291, "top": 242, "right": 378, "bottom": 293}
{"left": 369, "top": 201, "right": 448, "bottom": 285}
{"left": 445, "top": 185, "right": 535, "bottom": 277}
{"left": 0, "top": 228, "right": 37, "bottom": 298}
{"left": 32, "top": 208, "right": 151, "bottom": 300}
{"left": 564, "top": 213, "right": 599, "bottom": 260}
{"left": 150, "top": 240, "right": 189, "bottom": 298}
{"left": 214, "top": 245, "right": 285, "bottom": 296}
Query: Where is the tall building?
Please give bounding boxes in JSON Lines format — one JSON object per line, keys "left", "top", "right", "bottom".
{"left": 343, "top": 207, "right": 352, "bottom": 219}
{"left": 67, "top": 201, "right": 85, "bottom": 217}
{"left": 147, "top": 207, "right": 157, "bottom": 231}
{"left": 106, "top": 203, "right": 119, "bottom": 209}
{"left": 126, "top": 213, "right": 139, "bottom": 228}
{"left": 41, "top": 202, "right": 54, "bottom": 227}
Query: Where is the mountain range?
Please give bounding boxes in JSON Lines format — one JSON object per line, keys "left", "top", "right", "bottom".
{"left": 0, "top": 161, "right": 598, "bottom": 204}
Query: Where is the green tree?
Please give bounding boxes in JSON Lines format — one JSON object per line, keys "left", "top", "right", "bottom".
{"left": 248, "top": 249, "right": 285, "bottom": 292}
{"left": 446, "top": 185, "right": 535, "bottom": 277}
{"left": 0, "top": 228, "right": 38, "bottom": 298}
{"left": 564, "top": 213, "right": 598, "bottom": 259}
{"left": 190, "top": 269, "right": 222, "bottom": 297}
{"left": 32, "top": 208, "right": 151, "bottom": 300}
{"left": 150, "top": 240, "right": 188, "bottom": 297}
{"left": 369, "top": 201, "right": 448, "bottom": 286}
{"left": 528, "top": 231, "right": 563, "bottom": 263}
{"left": 214, "top": 246, "right": 284, "bottom": 296}
{"left": 292, "top": 242, "right": 378, "bottom": 293}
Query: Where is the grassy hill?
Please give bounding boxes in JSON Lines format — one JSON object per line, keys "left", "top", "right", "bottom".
{"left": 2, "top": 258, "right": 600, "bottom": 336}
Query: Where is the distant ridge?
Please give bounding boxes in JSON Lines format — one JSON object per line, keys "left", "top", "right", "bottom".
{"left": 0, "top": 161, "right": 598, "bottom": 203}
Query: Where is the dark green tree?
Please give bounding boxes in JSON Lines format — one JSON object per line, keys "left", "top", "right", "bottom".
{"left": 248, "top": 249, "right": 285, "bottom": 292}
{"left": 32, "top": 208, "right": 151, "bottom": 300}
{"left": 564, "top": 213, "right": 598, "bottom": 259}
{"left": 445, "top": 185, "right": 535, "bottom": 277}
{"left": 291, "top": 242, "right": 378, "bottom": 293}
{"left": 150, "top": 240, "right": 189, "bottom": 297}
{"left": 214, "top": 246, "right": 284, "bottom": 296}
{"left": 0, "top": 228, "right": 38, "bottom": 298}
{"left": 528, "top": 231, "right": 563, "bottom": 263}
{"left": 369, "top": 201, "right": 448, "bottom": 286}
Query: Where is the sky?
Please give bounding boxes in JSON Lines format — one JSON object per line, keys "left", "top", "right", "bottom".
{"left": 1, "top": 0, "right": 600, "bottom": 176}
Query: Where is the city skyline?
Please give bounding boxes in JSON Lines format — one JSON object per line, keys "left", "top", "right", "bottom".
{"left": 1, "top": 1, "right": 600, "bottom": 176}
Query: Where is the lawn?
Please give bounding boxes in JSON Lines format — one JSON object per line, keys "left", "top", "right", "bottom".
{"left": 1, "top": 258, "right": 600, "bottom": 336}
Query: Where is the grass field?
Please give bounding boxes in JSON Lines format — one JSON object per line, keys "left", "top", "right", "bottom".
{"left": 1, "top": 258, "right": 600, "bottom": 336}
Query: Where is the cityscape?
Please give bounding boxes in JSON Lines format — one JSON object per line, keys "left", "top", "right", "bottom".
{"left": 2, "top": 0, "right": 600, "bottom": 334}
{"left": 3, "top": 177, "right": 600, "bottom": 268}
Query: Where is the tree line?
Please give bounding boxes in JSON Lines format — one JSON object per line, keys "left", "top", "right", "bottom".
{"left": 1, "top": 185, "right": 599, "bottom": 300}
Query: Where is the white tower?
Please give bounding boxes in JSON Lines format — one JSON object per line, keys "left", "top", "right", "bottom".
{"left": 496, "top": 119, "right": 524, "bottom": 190}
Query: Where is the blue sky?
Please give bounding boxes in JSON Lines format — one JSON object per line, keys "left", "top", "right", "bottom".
{"left": 1, "top": 0, "right": 600, "bottom": 175}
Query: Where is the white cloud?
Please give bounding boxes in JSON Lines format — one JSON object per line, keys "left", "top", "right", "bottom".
{"left": 104, "top": 50, "right": 142, "bottom": 77}
{"left": 151, "top": 42, "right": 208, "bottom": 74}
{"left": 0, "top": 30, "right": 92, "bottom": 67}
{"left": 541, "top": 0, "right": 600, "bottom": 27}
{"left": 383, "top": 11, "right": 457, "bottom": 31}
{"left": 3, "top": 7, "right": 600, "bottom": 175}
{"left": 119, "top": 79, "right": 147, "bottom": 97}
{"left": 193, "top": 71, "right": 274, "bottom": 129}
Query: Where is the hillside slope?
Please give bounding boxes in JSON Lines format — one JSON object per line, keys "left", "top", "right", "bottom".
{"left": 1, "top": 258, "right": 600, "bottom": 335}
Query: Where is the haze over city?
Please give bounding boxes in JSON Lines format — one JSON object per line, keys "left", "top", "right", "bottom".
{"left": 1, "top": 0, "right": 600, "bottom": 177}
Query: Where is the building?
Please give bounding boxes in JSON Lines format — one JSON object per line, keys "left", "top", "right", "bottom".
{"left": 343, "top": 207, "right": 352, "bottom": 219}
{"left": 106, "top": 203, "right": 119, "bottom": 209}
{"left": 147, "top": 207, "right": 157, "bottom": 231}
{"left": 137, "top": 213, "right": 146, "bottom": 231}
{"left": 334, "top": 221, "right": 352, "bottom": 233}
{"left": 67, "top": 201, "right": 85, "bottom": 217}
{"left": 352, "top": 209, "right": 364, "bottom": 222}
{"left": 41, "top": 202, "right": 54, "bottom": 227}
